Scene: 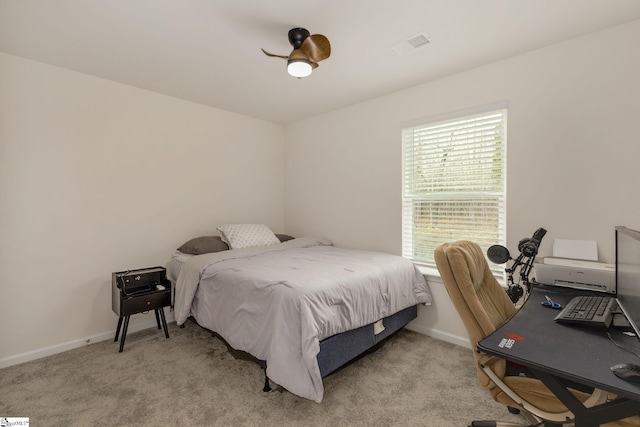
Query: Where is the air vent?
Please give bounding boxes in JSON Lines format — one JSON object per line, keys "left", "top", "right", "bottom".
{"left": 391, "top": 32, "right": 431, "bottom": 55}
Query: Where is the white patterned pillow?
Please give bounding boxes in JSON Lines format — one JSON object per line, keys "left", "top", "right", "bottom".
{"left": 216, "top": 224, "right": 280, "bottom": 250}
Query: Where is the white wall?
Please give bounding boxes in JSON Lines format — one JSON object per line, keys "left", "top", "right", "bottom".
{"left": 0, "top": 53, "right": 285, "bottom": 364}
{"left": 284, "top": 20, "right": 640, "bottom": 344}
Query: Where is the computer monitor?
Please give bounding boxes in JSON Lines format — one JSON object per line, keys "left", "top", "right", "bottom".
{"left": 615, "top": 226, "right": 640, "bottom": 336}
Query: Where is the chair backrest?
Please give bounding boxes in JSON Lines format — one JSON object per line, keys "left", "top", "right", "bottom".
{"left": 434, "top": 240, "right": 517, "bottom": 388}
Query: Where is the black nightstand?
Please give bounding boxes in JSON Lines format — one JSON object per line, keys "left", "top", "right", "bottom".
{"left": 112, "top": 267, "right": 171, "bottom": 352}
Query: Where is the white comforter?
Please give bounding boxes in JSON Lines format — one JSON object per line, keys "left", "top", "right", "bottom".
{"left": 173, "top": 237, "right": 432, "bottom": 402}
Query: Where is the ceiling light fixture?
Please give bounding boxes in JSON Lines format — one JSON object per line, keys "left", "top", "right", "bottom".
{"left": 287, "top": 58, "right": 313, "bottom": 78}
{"left": 286, "top": 48, "right": 313, "bottom": 78}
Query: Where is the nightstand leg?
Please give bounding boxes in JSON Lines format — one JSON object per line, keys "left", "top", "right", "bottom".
{"left": 158, "top": 307, "right": 169, "bottom": 339}
{"left": 114, "top": 317, "right": 123, "bottom": 342}
{"left": 119, "top": 315, "right": 130, "bottom": 353}
{"left": 154, "top": 309, "right": 161, "bottom": 329}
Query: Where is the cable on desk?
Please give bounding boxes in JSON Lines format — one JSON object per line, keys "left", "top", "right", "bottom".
{"left": 607, "top": 331, "right": 640, "bottom": 359}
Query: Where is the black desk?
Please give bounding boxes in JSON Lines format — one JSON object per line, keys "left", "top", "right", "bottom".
{"left": 477, "top": 285, "right": 640, "bottom": 426}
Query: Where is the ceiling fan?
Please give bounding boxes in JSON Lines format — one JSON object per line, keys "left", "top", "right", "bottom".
{"left": 261, "top": 28, "right": 331, "bottom": 78}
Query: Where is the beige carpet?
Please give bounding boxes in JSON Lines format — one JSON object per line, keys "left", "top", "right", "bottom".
{"left": 1, "top": 321, "right": 525, "bottom": 426}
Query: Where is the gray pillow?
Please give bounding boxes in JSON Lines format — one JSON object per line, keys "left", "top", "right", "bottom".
{"left": 276, "top": 234, "right": 295, "bottom": 242}
{"left": 177, "top": 236, "right": 229, "bottom": 255}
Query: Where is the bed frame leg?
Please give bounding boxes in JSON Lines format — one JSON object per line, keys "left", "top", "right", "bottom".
{"left": 263, "top": 368, "right": 271, "bottom": 392}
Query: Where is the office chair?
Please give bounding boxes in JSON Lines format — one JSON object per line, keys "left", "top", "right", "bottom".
{"left": 434, "top": 240, "right": 640, "bottom": 427}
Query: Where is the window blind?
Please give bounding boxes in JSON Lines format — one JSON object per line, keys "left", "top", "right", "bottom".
{"left": 402, "top": 108, "right": 507, "bottom": 273}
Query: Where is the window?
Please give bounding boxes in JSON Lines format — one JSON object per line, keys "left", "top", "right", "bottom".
{"left": 402, "top": 104, "right": 507, "bottom": 273}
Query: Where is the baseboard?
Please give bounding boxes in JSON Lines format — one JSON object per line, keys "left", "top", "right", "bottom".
{"left": 0, "top": 312, "right": 175, "bottom": 370}
{"left": 404, "top": 323, "right": 471, "bottom": 349}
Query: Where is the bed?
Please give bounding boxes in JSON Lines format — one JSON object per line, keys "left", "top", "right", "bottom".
{"left": 169, "top": 225, "right": 432, "bottom": 403}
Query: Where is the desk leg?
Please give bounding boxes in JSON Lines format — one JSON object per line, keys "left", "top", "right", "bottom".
{"left": 118, "top": 316, "right": 130, "bottom": 353}
{"left": 585, "top": 398, "right": 640, "bottom": 426}
{"left": 535, "top": 369, "right": 640, "bottom": 426}
{"left": 535, "top": 370, "right": 587, "bottom": 418}
{"left": 158, "top": 307, "right": 169, "bottom": 339}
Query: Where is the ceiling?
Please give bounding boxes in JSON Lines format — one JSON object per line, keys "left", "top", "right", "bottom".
{"left": 2, "top": 1, "right": 640, "bottom": 125}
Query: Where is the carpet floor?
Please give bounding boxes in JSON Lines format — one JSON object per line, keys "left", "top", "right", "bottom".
{"left": 0, "top": 320, "right": 526, "bottom": 426}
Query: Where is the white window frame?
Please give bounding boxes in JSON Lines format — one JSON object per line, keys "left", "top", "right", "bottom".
{"left": 401, "top": 102, "right": 507, "bottom": 274}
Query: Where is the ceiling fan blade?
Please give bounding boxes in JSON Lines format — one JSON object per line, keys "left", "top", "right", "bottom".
{"left": 261, "top": 48, "right": 288, "bottom": 59}
{"left": 288, "top": 49, "right": 310, "bottom": 61}
{"left": 300, "top": 34, "right": 331, "bottom": 63}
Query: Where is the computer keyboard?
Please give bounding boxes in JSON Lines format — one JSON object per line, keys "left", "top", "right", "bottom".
{"left": 554, "top": 295, "right": 616, "bottom": 328}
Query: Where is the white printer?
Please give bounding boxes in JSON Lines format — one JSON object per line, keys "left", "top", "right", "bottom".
{"left": 534, "top": 257, "right": 616, "bottom": 294}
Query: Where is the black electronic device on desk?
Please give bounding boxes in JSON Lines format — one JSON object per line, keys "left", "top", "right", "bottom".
{"left": 553, "top": 294, "right": 617, "bottom": 328}
{"left": 112, "top": 266, "right": 171, "bottom": 352}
